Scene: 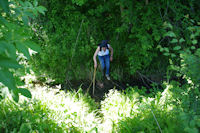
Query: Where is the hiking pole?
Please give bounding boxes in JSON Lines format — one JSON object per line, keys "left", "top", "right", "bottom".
{"left": 92, "top": 67, "right": 97, "bottom": 95}
{"left": 86, "top": 67, "right": 96, "bottom": 95}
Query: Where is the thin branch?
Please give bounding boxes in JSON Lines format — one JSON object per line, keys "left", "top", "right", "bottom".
{"left": 71, "top": 19, "right": 84, "bottom": 62}
{"left": 137, "top": 71, "right": 151, "bottom": 88}
{"left": 163, "top": 1, "right": 169, "bottom": 19}
{"left": 110, "top": 79, "right": 124, "bottom": 90}
{"left": 65, "top": 19, "right": 84, "bottom": 88}
{"left": 137, "top": 71, "right": 160, "bottom": 85}
{"left": 65, "top": 73, "right": 72, "bottom": 89}
{"left": 159, "top": 8, "right": 164, "bottom": 22}
{"left": 145, "top": 0, "right": 149, "bottom": 5}
{"left": 158, "top": 37, "right": 165, "bottom": 46}
{"left": 151, "top": 110, "right": 163, "bottom": 133}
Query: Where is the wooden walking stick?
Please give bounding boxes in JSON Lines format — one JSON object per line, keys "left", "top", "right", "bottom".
{"left": 86, "top": 67, "right": 97, "bottom": 95}
{"left": 92, "top": 67, "right": 97, "bottom": 95}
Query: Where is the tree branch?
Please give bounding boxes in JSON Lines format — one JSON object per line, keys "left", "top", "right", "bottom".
{"left": 137, "top": 71, "right": 160, "bottom": 85}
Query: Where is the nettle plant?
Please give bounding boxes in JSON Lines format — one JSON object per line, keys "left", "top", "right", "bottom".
{"left": 157, "top": 16, "right": 200, "bottom": 85}
{"left": 0, "top": 0, "right": 46, "bottom": 102}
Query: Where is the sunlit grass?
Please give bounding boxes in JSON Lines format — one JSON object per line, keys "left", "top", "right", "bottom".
{"left": 31, "top": 86, "right": 100, "bottom": 132}
{"left": 0, "top": 84, "right": 100, "bottom": 132}
{"left": 0, "top": 75, "right": 200, "bottom": 133}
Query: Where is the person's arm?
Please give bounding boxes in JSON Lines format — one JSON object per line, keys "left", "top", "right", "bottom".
{"left": 93, "top": 46, "right": 100, "bottom": 68}
{"left": 109, "top": 45, "right": 113, "bottom": 61}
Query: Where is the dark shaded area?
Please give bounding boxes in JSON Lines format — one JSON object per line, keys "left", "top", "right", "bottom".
{"left": 59, "top": 76, "right": 164, "bottom": 102}
{"left": 60, "top": 79, "right": 124, "bottom": 101}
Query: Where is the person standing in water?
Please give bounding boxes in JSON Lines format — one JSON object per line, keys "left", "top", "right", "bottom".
{"left": 93, "top": 40, "right": 113, "bottom": 80}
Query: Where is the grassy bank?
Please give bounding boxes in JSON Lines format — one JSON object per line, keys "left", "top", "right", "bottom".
{"left": 0, "top": 81, "right": 200, "bottom": 133}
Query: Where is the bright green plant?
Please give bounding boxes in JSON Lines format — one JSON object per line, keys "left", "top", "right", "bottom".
{"left": 1, "top": 78, "right": 200, "bottom": 132}
{"left": 0, "top": 86, "right": 100, "bottom": 132}
{"left": 99, "top": 81, "right": 200, "bottom": 133}
{"left": 0, "top": 0, "right": 46, "bottom": 102}
{"left": 158, "top": 16, "right": 200, "bottom": 85}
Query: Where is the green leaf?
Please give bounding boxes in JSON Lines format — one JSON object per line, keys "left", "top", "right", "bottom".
{"left": 11, "top": 89, "right": 19, "bottom": 102}
{"left": 179, "top": 38, "right": 185, "bottom": 43}
{"left": 191, "top": 46, "right": 195, "bottom": 50}
{"left": 19, "top": 123, "right": 32, "bottom": 133}
{"left": 19, "top": 1, "right": 25, "bottom": 6}
{"left": 7, "top": 44, "right": 17, "bottom": 59}
{"left": 163, "top": 53, "right": 170, "bottom": 56}
{"left": 18, "top": 88, "right": 32, "bottom": 98}
{"left": 171, "top": 53, "right": 176, "bottom": 58}
{"left": 173, "top": 46, "right": 181, "bottom": 50}
{"left": 16, "top": 80, "right": 25, "bottom": 86}
{"left": 164, "top": 31, "right": 176, "bottom": 37}
{"left": 24, "top": 41, "right": 41, "bottom": 52}
{"left": 164, "top": 47, "right": 169, "bottom": 52}
{"left": 37, "top": 6, "right": 47, "bottom": 15}
{"left": 0, "top": 95, "right": 3, "bottom": 100}
{"left": 25, "top": 1, "right": 33, "bottom": 8}
{"left": 163, "top": 22, "right": 173, "bottom": 29}
{"left": 24, "top": 12, "right": 35, "bottom": 19}
{"left": 154, "top": 35, "right": 160, "bottom": 41}
{"left": 192, "top": 40, "right": 197, "bottom": 45}
{"left": 190, "top": 34, "right": 195, "bottom": 39}
{"left": 0, "top": 0, "right": 9, "bottom": 13}
{"left": 22, "top": 15, "right": 29, "bottom": 26}
{"left": 32, "top": 9, "right": 38, "bottom": 16}
{"left": 156, "top": 45, "right": 161, "bottom": 49}
{"left": 188, "top": 26, "right": 195, "bottom": 31}
{"left": 189, "top": 120, "right": 196, "bottom": 127}
{"left": 34, "top": 0, "right": 38, "bottom": 7}
{"left": 0, "top": 56, "right": 22, "bottom": 69}
{"left": 0, "top": 69, "right": 16, "bottom": 90}
{"left": 190, "top": 19, "right": 195, "bottom": 23}
{"left": 0, "top": 41, "right": 7, "bottom": 54}
{"left": 179, "top": 50, "right": 184, "bottom": 54}
{"left": 160, "top": 47, "right": 164, "bottom": 52}
{"left": 170, "top": 39, "right": 178, "bottom": 43}
{"left": 0, "top": 15, "right": 7, "bottom": 24}
{"left": 197, "top": 120, "right": 200, "bottom": 127}
{"left": 0, "top": 41, "right": 16, "bottom": 59}
{"left": 16, "top": 42, "right": 30, "bottom": 59}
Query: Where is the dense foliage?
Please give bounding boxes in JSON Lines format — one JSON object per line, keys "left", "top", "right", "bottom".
{"left": 0, "top": 0, "right": 200, "bottom": 132}
{"left": 30, "top": 0, "right": 200, "bottom": 84}
{"left": 0, "top": 0, "right": 46, "bottom": 101}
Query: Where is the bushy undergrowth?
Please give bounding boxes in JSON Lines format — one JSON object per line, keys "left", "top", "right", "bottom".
{"left": 0, "top": 81, "right": 200, "bottom": 133}
{"left": 100, "top": 81, "right": 200, "bottom": 133}
{"left": 0, "top": 86, "right": 100, "bottom": 133}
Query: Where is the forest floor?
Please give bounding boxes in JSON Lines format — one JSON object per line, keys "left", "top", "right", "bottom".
{"left": 60, "top": 79, "right": 125, "bottom": 102}
{"left": 61, "top": 77, "right": 152, "bottom": 102}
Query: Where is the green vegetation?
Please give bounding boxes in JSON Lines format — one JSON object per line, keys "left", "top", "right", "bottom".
{"left": 0, "top": 81, "right": 199, "bottom": 132}
{"left": 0, "top": 0, "right": 200, "bottom": 132}
{"left": 29, "top": 0, "right": 200, "bottom": 83}
{"left": 0, "top": 87, "right": 99, "bottom": 132}
{"left": 0, "top": 0, "right": 46, "bottom": 101}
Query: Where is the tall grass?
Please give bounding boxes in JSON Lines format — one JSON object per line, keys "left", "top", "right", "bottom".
{"left": 0, "top": 86, "right": 100, "bottom": 132}
{"left": 0, "top": 81, "right": 200, "bottom": 133}
{"left": 99, "top": 82, "right": 200, "bottom": 132}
